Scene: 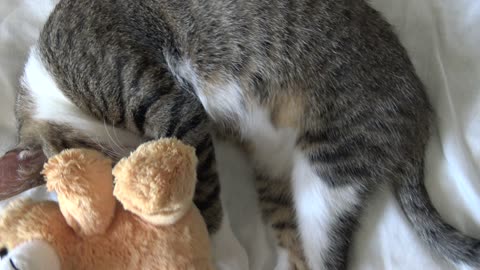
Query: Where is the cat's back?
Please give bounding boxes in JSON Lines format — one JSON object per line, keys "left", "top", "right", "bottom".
{"left": 38, "top": 0, "right": 430, "bottom": 130}
{"left": 40, "top": 0, "right": 416, "bottom": 89}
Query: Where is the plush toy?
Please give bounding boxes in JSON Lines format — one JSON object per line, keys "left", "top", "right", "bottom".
{"left": 0, "top": 138, "right": 214, "bottom": 270}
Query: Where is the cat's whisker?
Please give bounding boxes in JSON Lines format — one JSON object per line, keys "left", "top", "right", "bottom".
{"left": 84, "top": 132, "right": 118, "bottom": 159}
{"left": 102, "top": 119, "right": 125, "bottom": 158}
{"left": 111, "top": 121, "right": 129, "bottom": 155}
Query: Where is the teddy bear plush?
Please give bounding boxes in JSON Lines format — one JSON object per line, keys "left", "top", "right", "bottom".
{"left": 0, "top": 138, "right": 214, "bottom": 270}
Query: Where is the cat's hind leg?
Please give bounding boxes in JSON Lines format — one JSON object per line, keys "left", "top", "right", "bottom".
{"left": 291, "top": 151, "right": 366, "bottom": 270}
{"left": 255, "top": 173, "right": 308, "bottom": 270}
{"left": 291, "top": 119, "right": 391, "bottom": 270}
{"left": 193, "top": 135, "right": 249, "bottom": 270}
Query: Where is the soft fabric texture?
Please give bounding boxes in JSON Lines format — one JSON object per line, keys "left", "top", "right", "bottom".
{"left": 113, "top": 139, "right": 198, "bottom": 224}
{"left": 0, "top": 0, "right": 479, "bottom": 269}
{"left": 44, "top": 149, "right": 116, "bottom": 236}
{"left": 0, "top": 139, "right": 213, "bottom": 270}
{"left": 0, "top": 240, "right": 61, "bottom": 270}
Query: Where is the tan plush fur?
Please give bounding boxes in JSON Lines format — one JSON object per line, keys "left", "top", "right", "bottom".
{"left": 0, "top": 138, "right": 214, "bottom": 270}
{"left": 113, "top": 140, "right": 198, "bottom": 225}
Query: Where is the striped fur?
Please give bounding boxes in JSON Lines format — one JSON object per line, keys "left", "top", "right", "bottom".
{"left": 3, "top": 0, "right": 480, "bottom": 269}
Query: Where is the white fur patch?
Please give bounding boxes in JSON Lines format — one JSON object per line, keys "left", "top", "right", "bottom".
{"left": 166, "top": 58, "right": 246, "bottom": 122}
{"left": 201, "top": 80, "right": 245, "bottom": 123}
{"left": 292, "top": 152, "right": 360, "bottom": 269}
{"left": 22, "top": 48, "right": 74, "bottom": 121}
{"left": 21, "top": 47, "right": 143, "bottom": 152}
{"left": 168, "top": 59, "right": 296, "bottom": 179}
{"left": 241, "top": 104, "right": 297, "bottom": 180}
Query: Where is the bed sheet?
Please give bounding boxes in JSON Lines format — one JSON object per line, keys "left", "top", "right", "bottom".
{"left": 1, "top": 0, "right": 479, "bottom": 269}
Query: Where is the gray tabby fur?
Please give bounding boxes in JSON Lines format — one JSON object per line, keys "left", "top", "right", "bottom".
{"left": 2, "top": 0, "right": 479, "bottom": 269}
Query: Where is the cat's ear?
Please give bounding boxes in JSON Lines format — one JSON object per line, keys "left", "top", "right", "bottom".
{"left": 0, "top": 147, "right": 47, "bottom": 200}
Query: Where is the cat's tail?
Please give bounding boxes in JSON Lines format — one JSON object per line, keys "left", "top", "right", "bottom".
{"left": 394, "top": 164, "right": 480, "bottom": 268}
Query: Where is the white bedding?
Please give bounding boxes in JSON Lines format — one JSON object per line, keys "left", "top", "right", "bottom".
{"left": 1, "top": 0, "right": 479, "bottom": 269}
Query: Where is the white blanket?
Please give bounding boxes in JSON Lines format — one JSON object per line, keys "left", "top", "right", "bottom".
{"left": 1, "top": 0, "right": 479, "bottom": 269}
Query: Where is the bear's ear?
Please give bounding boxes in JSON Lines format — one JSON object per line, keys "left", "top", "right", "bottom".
{"left": 0, "top": 148, "right": 47, "bottom": 200}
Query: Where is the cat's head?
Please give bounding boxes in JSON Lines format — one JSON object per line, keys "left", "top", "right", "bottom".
{"left": 0, "top": 47, "right": 145, "bottom": 201}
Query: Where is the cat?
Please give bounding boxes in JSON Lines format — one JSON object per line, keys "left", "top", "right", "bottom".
{"left": 0, "top": 0, "right": 479, "bottom": 269}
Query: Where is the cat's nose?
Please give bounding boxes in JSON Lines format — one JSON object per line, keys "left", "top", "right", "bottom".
{"left": 0, "top": 247, "right": 8, "bottom": 258}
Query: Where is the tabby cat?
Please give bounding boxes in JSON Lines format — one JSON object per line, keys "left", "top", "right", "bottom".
{"left": 1, "top": 0, "right": 479, "bottom": 269}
